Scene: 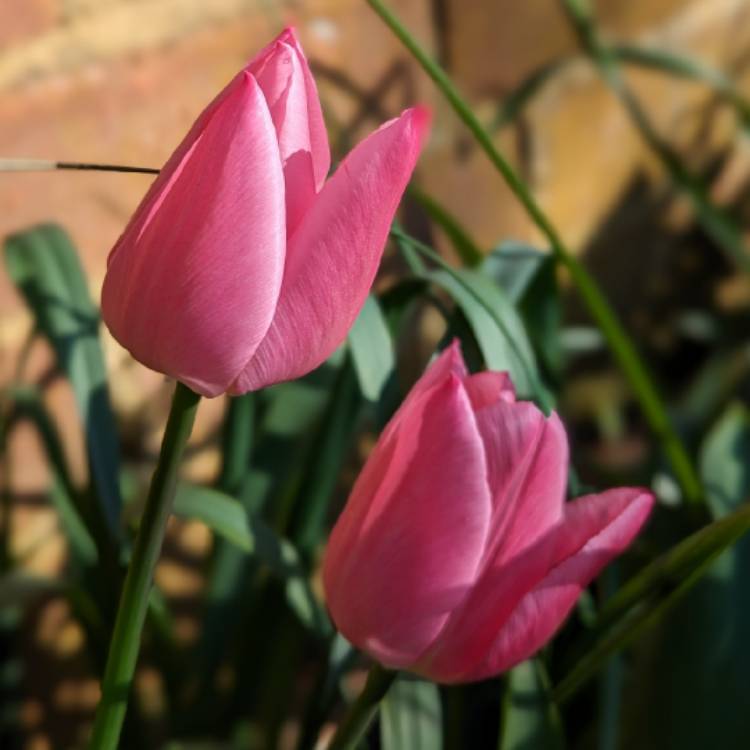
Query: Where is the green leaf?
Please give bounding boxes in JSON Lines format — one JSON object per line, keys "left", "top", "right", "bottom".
{"left": 290, "top": 359, "right": 361, "bottom": 560}
{"left": 173, "top": 483, "right": 254, "bottom": 552}
{"left": 483, "top": 242, "right": 562, "bottom": 378}
{"left": 218, "top": 392, "right": 255, "bottom": 497}
{"left": 349, "top": 295, "right": 395, "bottom": 402}
{"left": 500, "top": 660, "right": 564, "bottom": 750}
{"left": 700, "top": 402, "right": 750, "bottom": 519}
{"left": 3, "top": 225, "right": 121, "bottom": 534}
{"left": 410, "top": 187, "right": 484, "bottom": 267}
{"left": 429, "top": 268, "right": 541, "bottom": 401}
{"left": 614, "top": 406, "right": 750, "bottom": 747}
{"left": 193, "top": 364, "right": 341, "bottom": 707}
{"left": 482, "top": 242, "right": 548, "bottom": 303}
{"left": 381, "top": 676, "right": 443, "bottom": 750}
{"left": 553, "top": 502, "right": 750, "bottom": 703}
{"left": 4, "top": 385, "right": 97, "bottom": 566}
{"left": 391, "top": 226, "right": 547, "bottom": 404}
{"left": 174, "top": 483, "right": 329, "bottom": 635}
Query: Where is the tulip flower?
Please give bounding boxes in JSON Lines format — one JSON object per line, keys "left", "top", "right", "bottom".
{"left": 102, "top": 28, "right": 429, "bottom": 398}
{"left": 323, "top": 342, "right": 654, "bottom": 683}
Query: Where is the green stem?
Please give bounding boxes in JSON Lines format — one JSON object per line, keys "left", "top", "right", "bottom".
{"left": 366, "top": 0, "right": 703, "bottom": 504}
{"left": 326, "top": 664, "right": 396, "bottom": 750}
{"left": 88, "top": 382, "right": 201, "bottom": 750}
{"left": 561, "top": 0, "right": 750, "bottom": 276}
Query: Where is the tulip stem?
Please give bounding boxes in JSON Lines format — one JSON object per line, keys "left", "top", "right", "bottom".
{"left": 366, "top": 0, "right": 703, "bottom": 505}
{"left": 326, "top": 664, "right": 396, "bottom": 750}
{"left": 88, "top": 382, "right": 201, "bottom": 750}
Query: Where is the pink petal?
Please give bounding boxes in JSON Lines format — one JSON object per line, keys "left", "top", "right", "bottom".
{"left": 475, "top": 402, "right": 568, "bottom": 563}
{"left": 106, "top": 67, "right": 242, "bottom": 271}
{"left": 250, "top": 28, "right": 331, "bottom": 234}
{"left": 231, "top": 106, "right": 430, "bottom": 393}
{"left": 463, "top": 371, "right": 516, "bottom": 410}
{"left": 464, "top": 488, "right": 655, "bottom": 680}
{"left": 324, "top": 346, "right": 468, "bottom": 557}
{"left": 249, "top": 28, "right": 329, "bottom": 188}
{"left": 323, "top": 375, "right": 491, "bottom": 668}
{"left": 102, "top": 72, "right": 286, "bottom": 397}
{"left": 381, "top": 340, "right": 468, "bottom": 439}
{"left": 418, "top": 488, "right": 654, "bottom": 682}
{"left": 323, "top": 341, "right": 467, "bottom": 539}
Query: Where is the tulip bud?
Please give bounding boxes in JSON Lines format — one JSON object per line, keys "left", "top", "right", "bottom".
{"left": 102, "top": 28, "right": 430, "bottom": 397}
{"left": 323, "top": 341, "right": 654, "bottom": 683}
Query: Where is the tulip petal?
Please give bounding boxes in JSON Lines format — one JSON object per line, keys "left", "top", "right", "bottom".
{"left": 474, "top": 402, "right": 568, "bottom": 562}
{"left": 102, "top": 72, "right": 286, "bottom": 397}
{"left": 465, "top": 488, "right": 655, "bottom": 679}
{"left": 323, "top": 375, "right": 491, "bottom": 668}
{"left": 381, "top": 340, "right": 468, "bottom": 439}
{"left": 106, "top": 69, "right": 240, "bottom": 271}
{"left": 323, "top": 346, "right": 467, "bottom": 556}
{"left": 250, "top": 28, "right": 330, "bottom": 233}
{"left": 231, "top": 106, "right": 430, "bottom": 393}
{"left": 463, "top": 371, "right": 515, "bottom": 410}
{"left": 418, "top": 488, "right": 654, "bottom": 682}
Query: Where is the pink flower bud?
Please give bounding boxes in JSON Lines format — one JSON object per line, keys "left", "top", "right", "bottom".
{"left": 323, "top": 341, "right": 654, "bottom": 683}
{"left": 102, "top": 29, "right": 430, "bottom": 397}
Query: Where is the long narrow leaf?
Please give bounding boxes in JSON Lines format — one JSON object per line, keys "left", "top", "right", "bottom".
{"left": 349, "top": 296, "right": 395, "bottom": 402}
{"left": 500, "top": 660, "right": 564, "bottom": 750}
{"left": 392, "top": 226, "right": 546, "bottom": 405}
{"left": 3, "top": 225, "right": 121, "bottom": 534}
{"left": 617, "top": 404, "right": 750, "bottom": 748}
{"left": 175, "top": 483, "right": 329, "bottom": 635}
{"left": 367, "top": 0, "right": 702, "bottom": 504}
{"left": 4, "top": 386, "right": 96, "bottom": 565}
{"left": 553, "top": 502, "right": 750, "bottom": 702}
{"left": 174, "top": 483, "right": 255, "bottom": 552}
{"left": 381, "top": 677, "right": 443, "bottom": 750}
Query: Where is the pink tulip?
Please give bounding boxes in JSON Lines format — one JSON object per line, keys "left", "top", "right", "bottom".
{"left": 323, "top": 342, "right": 654, "bottom": 683}
{"left": 102, "top": 28, "right": 429, "bottom": 397}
